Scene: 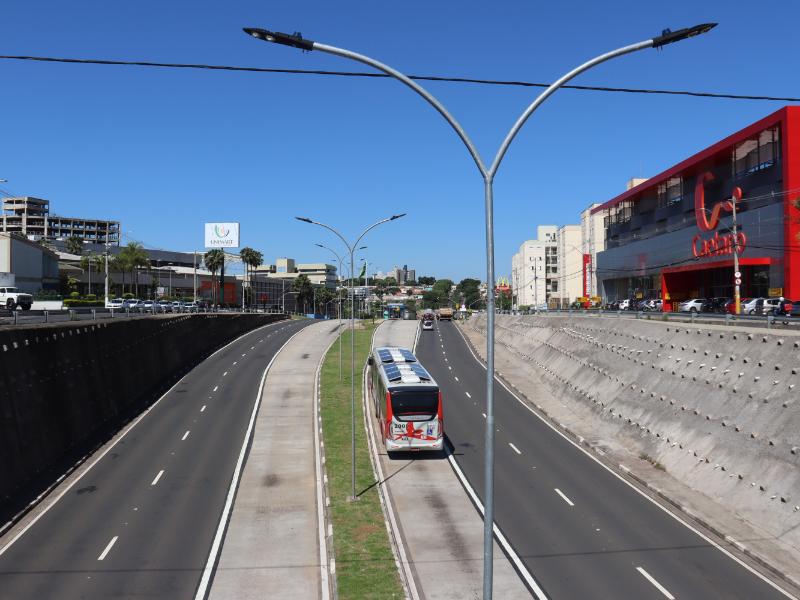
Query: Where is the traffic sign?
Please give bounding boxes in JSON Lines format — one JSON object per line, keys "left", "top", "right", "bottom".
{"left": 735, "top": 278, "right": 742, "bottom": 285}
{"left": 734, "top": 271, "right": 741, "bottom": 278}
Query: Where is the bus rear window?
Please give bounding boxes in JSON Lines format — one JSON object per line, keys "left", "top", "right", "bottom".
{"left": 391, "top": 390, "right": 438, "bottom": 421}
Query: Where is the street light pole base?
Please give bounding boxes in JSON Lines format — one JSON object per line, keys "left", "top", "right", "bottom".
{"left": 346, "top": 495, "right": 360, "bottom": 503}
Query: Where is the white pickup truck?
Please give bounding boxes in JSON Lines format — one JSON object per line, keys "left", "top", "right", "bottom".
{"left": 0, "top": 287, "right": 33, "bottom": 310}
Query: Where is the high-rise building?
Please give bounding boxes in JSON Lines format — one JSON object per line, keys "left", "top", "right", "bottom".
{"left": 1, "top": 197, "right": 120, "bottom": 245}
{"left": 511, "top": 225, "right": 557, "bottom": 308}
{"left": 554, "top": 224, "right": 582, "bottom": 308}
{"left": 580, "top": 203, "right": 606, "bottom": 299}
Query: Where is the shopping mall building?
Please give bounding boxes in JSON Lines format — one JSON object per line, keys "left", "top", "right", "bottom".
{"left": 593, "top": 106, "right": 800, "bottom": 310}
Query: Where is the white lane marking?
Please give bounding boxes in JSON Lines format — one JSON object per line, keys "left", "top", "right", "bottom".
{"left": 446, "top": 453, "right": 547, "bottom": 599}
{"left": 465, "top": 392, "right": 471, "bottom": 399}
{"left": 448, "top": 366, "right": 452, "bottom": 370}
{"left": 212, "top": 385, "right": 218, "bottom": 392}
{"left": 223, "top": 371, "right": 228, "bottom": 377}
{"left": 554, "top": 488, "right": 574, "bottom": 506}
{"left": 250, "top": 346, "right": 255, "bottom": 350}
{"left": 233, "top": 361, "right": 238, "bottom": 365}
{"left": 454, "top": 376, "right": 459, "bottom": 382}
{"left": 509, "top": 443, "right": 522, "bottom": 455}
{"left": 242, "top": 353, "right": 247, "bottom": 357}
{"left": 482, "top": 413, "right": 486, "bottom": 419}
{"left": 0, "top": 320, "right": 287, "bottom": 555}
{"left": 194, "top": 325, "right": 308, "bottom": 600}
{"left": 181, "top": 430, "right": 190, "bottom": 441}
{"left": 151, "top": 470, "right": 164, "bottom": 486}
{"left": 200, "top": 405, "right": 206, "bottom": 412}
{"left": 451, "top": 323, "right": 795, "bottom": 600}
{"left": 98, "top": 536, "right": 118, "bottom": 561}
{"left": 636, "top": 567, "right": 675, "bottom": 599}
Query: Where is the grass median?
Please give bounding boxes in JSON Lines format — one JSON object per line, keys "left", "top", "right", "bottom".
{"left": 320, "top": 320, "right": 404, "bottom": 599}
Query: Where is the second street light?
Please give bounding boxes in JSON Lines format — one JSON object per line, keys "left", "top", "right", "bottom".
{"left": 247, "top": 22, "right": 716, "bottom": 598}
{"left": 297, "top": 214, "right": 405, "bottom": 500}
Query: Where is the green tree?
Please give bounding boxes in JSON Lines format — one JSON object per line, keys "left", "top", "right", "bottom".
{"left": 239, "top": 247, "right": 263, "bottom": 308}
{"left": 293, "top": 274, "right": 314, "bottom": 313}
{"left": 455, "top": 278, "right": 482, "bottom": 309}
{"left": 204, "top": 249, "right": 225, "bottom": 305}
{"left": 65, "top": 236, "right": 84, "bottom": 256}
{"left": 117, "top": 242, "right": 149, "bottom": 297}
{"left": 417, "top": 276, "right": 436, "bottom": 285}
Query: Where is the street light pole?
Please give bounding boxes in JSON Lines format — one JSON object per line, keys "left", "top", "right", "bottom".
{"left": 731, "top": 186, "right": 743, "bottom": 315}
{"left": 246, "top": 23, "right": 716, "bottom": 596}
{"left": 298, "top": 215, "right": 405, "bottom": 501}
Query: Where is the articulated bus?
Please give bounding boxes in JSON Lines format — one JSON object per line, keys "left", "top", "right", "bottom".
{"left": 367, "top": 346, "right": 443, "bottom": 453}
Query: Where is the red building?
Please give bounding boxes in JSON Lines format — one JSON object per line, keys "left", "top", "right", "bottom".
{"left": 593, "top": 107, "right": 800, "bottom": 310}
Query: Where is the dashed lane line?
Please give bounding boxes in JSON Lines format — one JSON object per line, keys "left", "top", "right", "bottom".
{"left": 465, "top": 392, "right": 471, "bottom": 399}
{"left": 223, "top": 371, "right": 228, "bottom": 377}
{"left": 212, "top": 386, "right": 218, "bottom": 392}
{"left": 97, "top": 536, "right": 118, "bottom": 561}
{"left": 636, "top": 567, "right": 675, "bottom": 600}
{"left": 181, "top": 430, "right": 190, "bottom": 441}
{"left": 509, "top": 443, "right": 522, "bottom": 455}
{"left": 151, "top": 470, "right": 164, "bottom": 486}
{"left": 554, "top": 488, "right": 575, "bottom": 507}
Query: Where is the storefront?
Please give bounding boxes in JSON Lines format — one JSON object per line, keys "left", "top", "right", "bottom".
{"left": 593, "top": 106, "right": 800, "bottom": 310}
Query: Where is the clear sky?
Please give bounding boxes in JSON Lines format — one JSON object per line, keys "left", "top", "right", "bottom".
{"left": 0, "top": 1, "right": 796, "bottom": 281}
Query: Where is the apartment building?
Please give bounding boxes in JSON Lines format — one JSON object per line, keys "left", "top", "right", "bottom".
{"left": 511, "top": 225, "right": 557, "bottom": 308}
{"left": 554, "top": 224, "right": 582, "bottom": 308}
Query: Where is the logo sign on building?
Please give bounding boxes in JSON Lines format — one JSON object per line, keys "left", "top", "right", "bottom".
{"left": 204, "top": 223, "right": 240, "bottom": 248}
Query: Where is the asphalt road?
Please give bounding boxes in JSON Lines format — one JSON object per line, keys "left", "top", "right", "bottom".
{"left": 0, "top": 317, "right": 313, "bottom": 600}
{"left": 415, "top": 319, "right": 792, "bottom": 600}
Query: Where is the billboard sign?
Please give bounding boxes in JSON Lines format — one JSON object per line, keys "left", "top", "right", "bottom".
{"left": 204, "top": 222, "right": 240, "bottom": 248}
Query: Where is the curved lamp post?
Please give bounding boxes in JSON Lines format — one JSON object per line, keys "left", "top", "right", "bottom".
{"left": 298, "top": 215, "right": 405, "bottom": 500}
{"left": 316, "top": 242, "right": 368, "bottom": 381}
{"left": 246, "top": 23, "right": 716, "bottom": 597}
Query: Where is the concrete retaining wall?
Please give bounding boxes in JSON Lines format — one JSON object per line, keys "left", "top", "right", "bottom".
{"left": 0, "top": 313, "right": 286, "bottom": 515}
{"left": 464, "top": 313, "right": 800, "bottom": 552}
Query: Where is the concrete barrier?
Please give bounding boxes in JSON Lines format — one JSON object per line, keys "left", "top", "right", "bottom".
{"left": 463, "top": 313, "right": 800, "bottom": 555}
{"left": 0, "top": 313, "right": 286, "bottom": 517}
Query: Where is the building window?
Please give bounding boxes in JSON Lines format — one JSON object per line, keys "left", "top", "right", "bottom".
{"left": 733, "top": 126, "right": 779, "bottom": 178}
{"left": 657, "top": 177, "right": 683, "bottom": 208}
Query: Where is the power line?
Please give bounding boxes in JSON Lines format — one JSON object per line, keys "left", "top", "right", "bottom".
{"left": 1, "top": 54, "right": 798, "bottom": 102}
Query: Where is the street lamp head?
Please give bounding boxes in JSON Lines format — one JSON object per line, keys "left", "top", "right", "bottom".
{"left": 295, "top": 216, "right": 313, "bottom": 224}
{"left": 243, "top": 27, "right": 315, "bottom": 51}
{"left": 358, "top": 245, "right": 368, "bottom": 250}
{"left": 390, "top": 213, "right": 406, "bottom": 221}
{"left": 652, "top": 23, "right": 717, "bottom": 48}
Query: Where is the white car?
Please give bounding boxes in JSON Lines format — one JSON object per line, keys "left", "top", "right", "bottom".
{"left": 679, "top": 298, "right": 705, "bottom": 313}
{"left": 422, "top": 319, "right": 434, "bottom": 331}
{"left": 106, "top": 298, "right": 124, "bottom": 309}
{"left": 0, "top": 287, "right": 33, "bottom": 310}
{"left": 742, "top": 297, "right": 762, "bottom": 315}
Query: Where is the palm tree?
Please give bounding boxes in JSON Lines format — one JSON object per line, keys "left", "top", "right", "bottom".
{"left": 204, "top": 249, "right": 225, "bottom": 305}
{"left": 79, "top": 253, "right": 105, "bottom": 296}
{"left": 65, "top": 236, "right": 84, "bottom": 256}
{"left": 117, "top": 242, "right": 150, "bottom": 296}
{"left": 239, "top": 247, "right": 264, "bottom": 308}
{"left": 293, "top": 274, "right": 314, "bottom": 313}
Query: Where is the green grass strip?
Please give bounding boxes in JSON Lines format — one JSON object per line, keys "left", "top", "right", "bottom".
{"left": 320, "top": 321, "right": 404, "bottom": 599}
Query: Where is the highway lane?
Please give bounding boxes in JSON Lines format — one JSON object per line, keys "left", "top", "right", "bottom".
{"left": 416, "top": 319, "right": 792, "bottom": 600}
{"left": 0, "top": 317, "right": 313, "bottom": 600}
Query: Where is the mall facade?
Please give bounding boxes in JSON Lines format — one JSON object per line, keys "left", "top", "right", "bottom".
{"left": 593, "top": 106, "right": 800, "bottom": 310}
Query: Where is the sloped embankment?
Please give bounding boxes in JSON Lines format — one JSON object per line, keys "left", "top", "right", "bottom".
{"left": 464, "top": 313, "right": 800, "bottom": 557}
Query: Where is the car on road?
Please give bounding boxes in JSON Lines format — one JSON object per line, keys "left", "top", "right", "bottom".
{"left": 761, "top": 298, "right": 783, "bottom": 315}
{"left": 106, "top": 298, "right": 124, "bottom": 309}
{"left": 422, "top": 319, "right": 434, "bottom": 331}
{"left": 679, "top": 298, "right": 705, "bottom": 313}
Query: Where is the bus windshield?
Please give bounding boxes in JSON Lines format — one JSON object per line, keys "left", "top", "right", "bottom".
{"left": 391, "top": 390, "right": 438, "bottom": 421}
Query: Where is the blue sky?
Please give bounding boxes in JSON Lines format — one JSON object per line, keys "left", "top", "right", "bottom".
{"left": 0, "top": 1, "right": 796, "bottom": 281}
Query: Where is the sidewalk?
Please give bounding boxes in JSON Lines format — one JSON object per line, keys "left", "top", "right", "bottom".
{"left": 371, "top": 319, "right": 530, "bottom": 599}
{"left": 209, "top": 320, "right": 340, "bottom": 600}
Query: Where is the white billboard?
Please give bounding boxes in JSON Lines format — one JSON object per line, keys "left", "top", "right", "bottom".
{"left": 204, "top": 222, "right": 240, "bottom": 248}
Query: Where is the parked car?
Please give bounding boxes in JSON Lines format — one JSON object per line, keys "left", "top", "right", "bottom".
{"left": 761, "top": 298, "right": 783, "bottom": 315}
{"left": 183, "top": 302, "right": 200, "bottom": 312}
{"left": 122, "top": 299, "right": 141, "bottom": 310}
{"left": 157, "top": 301, "right": 173, "bottom": 313}
{"left": 171, "top": 301, "right": 184, "bottom": 312}
{"left": 702, "top": 297, "right": 730, "bottom": 313}
{"left": 743, "top": 297, "right": 764, "bottom": 315}
{"left": 724, "top": 298, "right": 750, "bottom": 315}
{"left": 141, "top": 300, "right": 156, "bottom": 312}
{"left": 106, "top": 298, "right": 124, "bottom": 309}
{"left": 679, "top": 298, "right": 705, "bottom": 313}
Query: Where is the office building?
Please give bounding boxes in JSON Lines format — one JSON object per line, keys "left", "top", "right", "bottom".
{"left": 1, "top": 197, "right": 120, "bottom": 245}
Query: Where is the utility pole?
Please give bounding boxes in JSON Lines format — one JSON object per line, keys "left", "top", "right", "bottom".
{"left": 104, "top": 231, "right": 110, "bottom": 304}
{"left": 193, "top": 251, "right": 198, "bottom": 302}
{"left": 732, "top": 186, "right": 743, "bottom": 315}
